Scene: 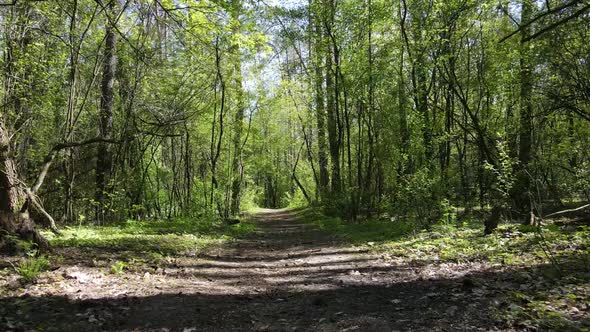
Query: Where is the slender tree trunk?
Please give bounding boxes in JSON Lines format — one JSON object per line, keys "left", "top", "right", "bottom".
{"left": 63, "top": 0, "right": 79, "bottom": 224}
{"left": 230, "top": 12, "right": 245, "bottom": 216}
{"left": 292, "top": 143, "right": 312, "bottom": 204}
{"left": 519, "top": 0, "right": 533, "bottom": 171}
{"left": 326, "top": 51, "right": 341, "bottom": 193}
{"left": 210, "top": 38, "right": 225, "bottom": 208}
{"left": 398, "top": 0, "right": 410, "bottom": 168}
{"left": 229, "top": 86, "right": 244, "bottom": 215}
{"left": 324, "top": 1, "right": 341, "bottom": 194}
{"left": 96, "top": 1, "right": 118, "bottom": 222}
{"left": 313, "top": 2, "right": 330, "bottom": 201}
{"left": 440, "top": 25, "right": 454, "bottom": 180}
{"left": 516, "top": 0, "right": 534, "bottom": 222}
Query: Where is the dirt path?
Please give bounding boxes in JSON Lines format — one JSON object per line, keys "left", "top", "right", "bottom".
{"left": 1, "top": 209, "right": 504, "bottom": 332}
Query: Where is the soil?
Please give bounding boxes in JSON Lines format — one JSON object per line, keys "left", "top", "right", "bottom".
{"left": 0, "top": 209, "right": 513, "bottom": 331}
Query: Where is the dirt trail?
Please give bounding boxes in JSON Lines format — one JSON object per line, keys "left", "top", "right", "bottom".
{"left": 1, "top": 209, "right": 502, "bottom": 332}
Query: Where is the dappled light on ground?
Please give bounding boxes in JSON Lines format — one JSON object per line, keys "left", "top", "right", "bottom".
{"left": 1, "top": 209, "right": 589, "bottom": 331}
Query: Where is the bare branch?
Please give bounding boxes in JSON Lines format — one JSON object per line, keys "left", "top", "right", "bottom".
{"left": 544, "top": 204, "right": 590, "bottom": 219}
{"left": 24, "top": 188, "right": 60, "bottom": 235}
{"left": 499, "top": 0, "right": 587, "bottom": 43}
{"left": 524, "top": 4, "right": 590, "bottom": 42}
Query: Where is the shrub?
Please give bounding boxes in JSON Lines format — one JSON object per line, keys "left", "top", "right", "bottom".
{"left": 16, "top": 256, "right": 50, "bottom": 283}
{"left": 110, "top": 261, "right": 126, "bottom": 274}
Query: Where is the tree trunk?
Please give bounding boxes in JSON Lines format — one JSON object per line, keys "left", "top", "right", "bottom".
{"left": 515, "top": 0, "right": 534, "bottom": 222}
{"left": 96, "top": 1, "right": 118, "bottom": 222}
{"left": 230, "top": 0, "right": 244, "bottom": 216}
{"left": 0, "top": 121, "right": 49, "bottom": 252}
{"left": 0, "top": 122, "right": 21, "bottom": 214}
{"left": 313, "top": 1, "right": 330, "bottom": 201}
{"left": 324, "top": 2, "right": 341, "bottom": 194}
{"left": 0, "top": 4, "right": 49, "bottom": 252}
{"left": 210, "top": 37, "right": 225, "bottom": 208}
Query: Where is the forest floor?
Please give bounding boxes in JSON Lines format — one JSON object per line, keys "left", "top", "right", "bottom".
{"left": 1, "top": 208, "right": 589, "bottom": 331}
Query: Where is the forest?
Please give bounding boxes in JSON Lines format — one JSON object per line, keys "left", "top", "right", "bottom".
{"left": 0, "top": 0, "right": 589, "bottom": 331}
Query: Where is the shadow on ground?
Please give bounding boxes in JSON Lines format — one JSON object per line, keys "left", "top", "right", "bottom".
{"left": 3, "top": 265, "right": 588, "bottom": 332}
{"left": 1, "top": 209, "right": 588, "bottom": 331}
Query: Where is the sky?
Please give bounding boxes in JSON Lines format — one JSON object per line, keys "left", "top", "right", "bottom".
{"left": 243, "top": 0, "right": 307, "bottom": 100}
{"left": 267, "top": 0, "right": 305, "bottom": 9}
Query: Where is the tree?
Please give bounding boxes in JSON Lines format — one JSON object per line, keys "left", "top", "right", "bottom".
{"left": 96, "top": 0, "right": 120, "bottom": 222}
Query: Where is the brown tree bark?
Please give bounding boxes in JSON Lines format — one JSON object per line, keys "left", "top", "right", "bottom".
{"left": 229, "top": 0, "right": 245, "bottom": 216}
{"left": 0, "top": 3, "right": 49, "bottom": 252}
{"left": 324, "top": 0, "right": 341, "bottom": 194}
{"left": 515, "top": 0, "right": 534, "bottom": 222}
{"left": 312, "top": 0, "right": 330, "bottom": 201}
{"left": 1, "top": 118, "right": 50, "bottom": 252}
{"left": 96, "top": 0, "right": 118, "bottom": 222}
{"left": 210, "top": 37, "right": 226, "bottom": 208}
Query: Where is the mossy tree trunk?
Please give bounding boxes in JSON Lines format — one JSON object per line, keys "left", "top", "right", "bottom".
{"left": 1, "top": 120, "right": 49, "bottom": 252}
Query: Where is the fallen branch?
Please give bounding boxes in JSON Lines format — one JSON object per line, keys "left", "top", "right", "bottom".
{"left": 24, "top": 188, "right": 61, "bottom": 235}
{"left": 544, "top": 203, "right": 590, "bottom": 219}
{"left": 19, "top": 136, "right": 133, "bottom": 235}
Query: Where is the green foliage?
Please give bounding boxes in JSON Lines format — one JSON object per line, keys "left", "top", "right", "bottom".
{"left": 110, "top": 261, "right": 126, "bottom": 274}
{"left": 0, "top": 0, "right": 588, "bottom": 279}
{"left": 322, "top": 193, "right": 351, "bottom": 218}
{"left": 505, "top": 283, "right": 590, "bottom": 331}
{"left": 383, "top": 223, "right": 590, "bottom": 265}
{"left": 304, "top": 207, "right": 590, "bottom": 267}
{"left": 300, "top": 209, "right": 417, "bottom": 244}
{"left": 16, "top": 256, "right": 50, "bottom": 284}
{"left": 484, "top": 141, "right": 516, "bottom": 202}
{"left": 0, "top": 231, "right": 41, "bottom": 257}
{"left": 438, "top": 199, "right": 457, "bottom": 225}
{"left": 394, "top": 167, "right": 445, "bottom": 224}
{"left": 43, "top": 217, "right": 256, "bottom": 257}
{"left": 287, "top": 188, "right": 310, "bottom": 209}
{"left": 240, "top": 186, "right": 262, "bottom": 212}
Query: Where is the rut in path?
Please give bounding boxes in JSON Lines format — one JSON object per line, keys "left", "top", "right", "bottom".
{"left": 0, "top": 209, "right": 501, "bottom": 332}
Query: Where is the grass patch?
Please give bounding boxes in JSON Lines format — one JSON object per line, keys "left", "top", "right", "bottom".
{"left": 300, "top": 208, "right": 590, "bottom": 266}
{"left": 382, "top": 224, "right": 590, "bottom": 266}
{"left": 43, "top": 216, "right": 256, "bottom": 259}
{"left": 295, "top": 208, "right": 417, "bottom": 243}
{"left": 301, "top": 208, "right": 590, "bottom": 330}
{"left": 506, "top": 283, "right": 590, "bottom": 331}
{"left": 110, "top": 261, "right": 126, "bottom": 274}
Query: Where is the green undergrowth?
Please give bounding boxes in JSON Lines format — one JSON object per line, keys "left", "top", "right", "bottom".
{"left": 301, "top": 208, "right": 590, "bottom": 330}
{"left": 383, "top": 223, "right": 590, "bottom": 267}
{"left": 300, "top": 208, "right": 590, "bottom": 267}
{"left": 505, "top": 282, "right": 590, "bottom": 331}
{"left": 15, "top": 256, "right": 51, "bottom": 283}
{"left": 299, "top": 209, "right": 417, "bottom": 243}
{"left": 43, "top": 217, "right": 256, "bottom": 257}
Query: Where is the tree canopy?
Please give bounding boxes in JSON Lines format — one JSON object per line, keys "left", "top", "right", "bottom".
{"left": 1, "top": 1, "right": 589, "bottom": 330}
{"left": 0, "top": 0, "right": 588, "bottom": 249}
